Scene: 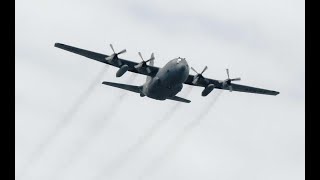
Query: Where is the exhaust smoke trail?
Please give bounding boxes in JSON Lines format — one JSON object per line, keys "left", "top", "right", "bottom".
{"left": 137, "top": 90, "right": 223, "bottom": 180}
{"left": 16, "top": 66, "right": 109, "bottom": 180}
{"left": 49, "top": 73, "right": 138, "bottom": 180}
{"left": 94, "top": 86, "right": 193, "bottom": 180}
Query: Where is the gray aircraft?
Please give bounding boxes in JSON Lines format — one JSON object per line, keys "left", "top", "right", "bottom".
{"left": 54, "top": 43, "right": 279, "bottom": 103}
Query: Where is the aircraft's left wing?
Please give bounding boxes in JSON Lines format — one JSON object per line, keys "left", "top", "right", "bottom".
{"left": 54, "top": 43, "right": 159, "bottom": 77}
{"left": 184, "top": 75, "right": 279, "bottom": 96}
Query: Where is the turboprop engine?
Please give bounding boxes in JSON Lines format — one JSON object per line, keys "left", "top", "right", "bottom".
{"left": 116, "top": 64, "right": 129, "bottom": 77}
{"left": 201, "top": 84, "right": 214, "bottom": 96}
{"left": 105, "top": 44, "right": 126, "bottom": 66}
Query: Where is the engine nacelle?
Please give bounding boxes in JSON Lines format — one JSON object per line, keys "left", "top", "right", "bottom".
{"left": 201, "top": 84, "right": 214, "bottom": 96}
{"left": 116, "top": 65, "right": 129, "bottom": 77}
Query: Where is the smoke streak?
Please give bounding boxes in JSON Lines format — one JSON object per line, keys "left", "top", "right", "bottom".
{"left": 94, "top": 86, "right": 193, "bottom": 180}
{"left": 16, "top": 66, "right": 109, "bottom": 180}
{"left": 49, "top": 73, "right": 138, "bottom": 180}
{"left": 137, "top": 90, "right": 223, "bottom": 180}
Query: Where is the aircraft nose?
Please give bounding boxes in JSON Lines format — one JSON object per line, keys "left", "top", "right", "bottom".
{"left": 177, "top": 61, "right": 188, "bottom": 73}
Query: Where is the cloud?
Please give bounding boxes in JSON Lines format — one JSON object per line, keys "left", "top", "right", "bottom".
{"left": 93, "top": 86, "right": 193, "bottom": 180}
{"left": 137, "top": 90, "right": 223, "bottom": 180}
{"left": 47, "top": 74, "right": 138, "bottom": 180}
{"left": 16, "top": 65, "right": 109, "bottom": 180}
{"left": 15, "top": 0, "right": 304, "bottom": 180}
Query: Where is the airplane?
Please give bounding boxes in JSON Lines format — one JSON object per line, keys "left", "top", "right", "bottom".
{"left": 54, "top": 43, "right": 279, "bottom": 103}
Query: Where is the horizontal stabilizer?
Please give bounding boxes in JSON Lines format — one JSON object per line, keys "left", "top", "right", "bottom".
{"left": 102, "top": 81, "right": 190, "bottom": 103}
{"left": 102, "top": 81, "right": 141, "bottom": 93}
{"left": 167, "top": 96, "right": 191, "bottom": 103}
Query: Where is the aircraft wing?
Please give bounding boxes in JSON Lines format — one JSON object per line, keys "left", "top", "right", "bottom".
{"left": 184, "top": 75, "right": 279, "bottom": 96}
{"left": 55, "top": 43, "right": 278, "bottom": 96}
{"left": 54, "top": 43, "right": 159, "bottom": 77}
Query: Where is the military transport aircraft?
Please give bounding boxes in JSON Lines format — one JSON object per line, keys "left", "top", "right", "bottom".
{"left": 54, "top": 43, "right": 279, "bottom": 103}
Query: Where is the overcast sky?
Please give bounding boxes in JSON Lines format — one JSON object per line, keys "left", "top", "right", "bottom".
{"left": 15, "top": 0, "right": 305, "bottom": 180}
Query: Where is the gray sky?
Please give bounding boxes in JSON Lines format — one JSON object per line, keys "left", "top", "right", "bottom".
{"left": 15, "top": 0, "right": 305, "bottom": 180}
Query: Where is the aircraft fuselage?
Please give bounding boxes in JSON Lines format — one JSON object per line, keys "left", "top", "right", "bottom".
{"left": 141, "top": 58, "right": 189, "bottom": 100}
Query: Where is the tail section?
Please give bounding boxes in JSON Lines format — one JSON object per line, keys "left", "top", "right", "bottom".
{"left": 102, "top": 80, "right": 191, "bottom": 103}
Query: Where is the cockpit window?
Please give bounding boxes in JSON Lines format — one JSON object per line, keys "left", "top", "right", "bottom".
{"left": 176, "top": 58, "right": 182, "bottom": 63}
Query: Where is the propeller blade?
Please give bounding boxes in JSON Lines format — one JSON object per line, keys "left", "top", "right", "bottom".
{"left": 146, "top": 67, "right": 151, "bottom": 74}
{"left": 117, "top": 60, "right": 122, "bottom": 66}
{"left": 230, "top": 78, "right": 241, "bottom": 81}
{"left": 105, "top": 54, "right": 115, "bottom": 61}
{"left": 134, "top": 63, "right": 143, "bottom": 69}
{"left": 192, "top": 76, "right": 199, "bottom": 84}
{"left": 146, "top": 53, "right": 155, "bottom": 62}
{"left": 117, "top": 49, "right": 126, "bottom": 55}
{"left": 110, "top": 44, "right": 115, "bottom": 54}
{"left": 226, "top": 69, "right": 230, "bottom": 79}
{"left": 138, "top": 52, "right": 144, "bottom": 61}
{"left": 149, "top": 59, "right": 154, "bottom": 66}
{"left": 222, "top": 80, "right": 228, "bottom": 87}
{"left": 201, "top": 66, "right": 208, "bottom": 74}
{"left": 191, "top": 67, "right": 199, "bottom": 74}
{"left": 229, "top": 85, "right": 233, "bottom": 92}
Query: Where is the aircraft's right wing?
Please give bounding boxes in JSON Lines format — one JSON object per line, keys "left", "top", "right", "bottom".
{"left": 220, "top": 83, "right": 279, "bottom": 95}
{"left": 184, "top": 75, "right": 279, "bottom": 96}
{"left": 54, "top": 43, "right": 160, "bottom": 77}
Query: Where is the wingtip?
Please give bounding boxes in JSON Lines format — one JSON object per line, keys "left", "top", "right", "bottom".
{"left": 54, "top": 43, "right": 65, "bottom": 47}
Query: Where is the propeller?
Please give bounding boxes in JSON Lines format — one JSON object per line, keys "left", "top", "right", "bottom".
{"left": 134, "top": 52, "right": 154, "bottom": 73}
{"left": 222, "top": 68, "right": 241, "bottom": 92}
{"left": 191, "top": 66, "right": 208, "bottom": 84}
{"left": 105, "top": 44, "right": 126, "bottom": 62}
